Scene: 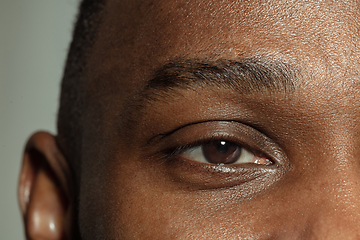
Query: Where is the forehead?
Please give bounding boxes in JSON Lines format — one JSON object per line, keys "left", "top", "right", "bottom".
{"left": 78, "top": 3, "right": 360, "bottom": 125}
{"left": 85, "top": 0, "right": 360, "bottom": 101}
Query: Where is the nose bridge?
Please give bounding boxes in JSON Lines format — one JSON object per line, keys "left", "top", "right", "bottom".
{"left": 315, "top": 168, "right": 360, "bottom": 220}
{"left": 304, "top": 120, "right": 360, "bottom": 237}
{"left": 306, "top": 175, "right": 360, "bottom": 239}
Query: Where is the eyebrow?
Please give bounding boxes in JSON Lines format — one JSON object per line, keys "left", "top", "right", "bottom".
{"left": 118, "top": 57, "right": 301, "bottom": 134}
{"left": 141, "top": 57, "right": 300, "bottom": 102}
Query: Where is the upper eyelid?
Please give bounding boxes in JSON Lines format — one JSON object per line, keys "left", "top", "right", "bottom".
{"left": 146, "top": 118, "right": 276, "bottom": 148}
{"left": 146, "top": 120, "right": 227, "bottom": 146}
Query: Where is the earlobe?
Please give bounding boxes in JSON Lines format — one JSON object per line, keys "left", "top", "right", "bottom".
{"left": 18, "top": 132, "right": 73, "bottom": 240}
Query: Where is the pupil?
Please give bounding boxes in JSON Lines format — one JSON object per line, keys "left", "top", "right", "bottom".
{"left": 217, "top": 141, "right": 229, "bottom": 154}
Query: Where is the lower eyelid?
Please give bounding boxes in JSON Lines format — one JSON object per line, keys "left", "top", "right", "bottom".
{"left": 159, "top": 155, "right": 282, "bottom": 191}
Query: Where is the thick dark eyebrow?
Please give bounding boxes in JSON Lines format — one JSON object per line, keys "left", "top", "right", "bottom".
{"left": 142, "top": 57, "right": 300, "bottom": 101}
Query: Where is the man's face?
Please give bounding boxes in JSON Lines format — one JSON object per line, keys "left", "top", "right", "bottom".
{"left": 79, "top": 1, "right": 360, "bottom": 238}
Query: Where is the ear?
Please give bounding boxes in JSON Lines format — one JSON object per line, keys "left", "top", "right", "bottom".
{"left": 18, "top": 132, "right": 74, "bottom": 240}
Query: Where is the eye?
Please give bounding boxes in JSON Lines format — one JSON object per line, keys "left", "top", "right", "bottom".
{"left": 180, "top": 140, "right": 272, "bottom": 165}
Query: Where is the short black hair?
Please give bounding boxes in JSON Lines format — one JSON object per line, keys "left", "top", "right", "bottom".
{"left": 57, "top": 0, "right": 105, "bottom": 183}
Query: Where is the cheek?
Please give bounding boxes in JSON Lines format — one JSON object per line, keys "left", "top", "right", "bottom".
{"left": 91, "top": 156, "right": 307, "bottom": 239}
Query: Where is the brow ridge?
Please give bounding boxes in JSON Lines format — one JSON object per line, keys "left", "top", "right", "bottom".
{"left": 117, "top": 57, "right": 300, "bottom": 138}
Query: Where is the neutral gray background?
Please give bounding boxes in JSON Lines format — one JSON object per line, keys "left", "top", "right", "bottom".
{"left": 0, "top": 0, "right": 78, "bottom": 238}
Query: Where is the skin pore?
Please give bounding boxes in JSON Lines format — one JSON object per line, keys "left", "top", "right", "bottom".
{"left": 19, "top": 0, "right": 360, "bottom": 239}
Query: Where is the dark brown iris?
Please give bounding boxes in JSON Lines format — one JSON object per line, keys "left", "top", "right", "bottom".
{"left": 202, "top": 141, "right": 241, "bottom": 164}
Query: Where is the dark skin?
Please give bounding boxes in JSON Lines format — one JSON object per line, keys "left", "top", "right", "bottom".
{"left": 19, "top": 0, "right": 360, "bottom": 239}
